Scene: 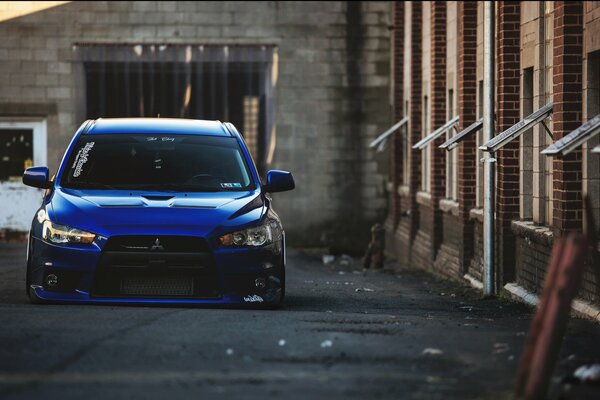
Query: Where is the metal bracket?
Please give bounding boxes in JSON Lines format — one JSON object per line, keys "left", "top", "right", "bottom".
{"left": 540, "top": 120, "right": 553, "bottom": 140}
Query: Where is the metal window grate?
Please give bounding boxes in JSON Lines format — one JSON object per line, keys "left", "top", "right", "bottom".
{"left": 542, "top": 113, "right": 600, "bottom": 156}
{"left": 439, "top": 119, "right": 483, "bottom": 151}
{"left": 369, "top": 117, "right": 409, "bottom": 152}
{"left": 412, "top": 116, "right": 460, "bottom": 150}
{"left": 480, "top": 103, "right": 553, "bottom": 153}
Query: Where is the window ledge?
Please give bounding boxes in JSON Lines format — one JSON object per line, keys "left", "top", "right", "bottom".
{"left": 511, "top": 220, "right": 554, "bottom": 247}
{"left": 469, "top": 208, "right": 483, "bottom": 223}
{"left": 398, "top": 185, "right": 410, "bottom": 197}
{"left": 416, "top": 191, "right": 431, "bottom": 206}
{"left": 439, "top": 198, "right": 459, "bottom": 216}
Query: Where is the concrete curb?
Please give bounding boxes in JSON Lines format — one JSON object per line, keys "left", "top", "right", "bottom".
{"left": 503, "top": 282, "right": 600, "bottom": 323}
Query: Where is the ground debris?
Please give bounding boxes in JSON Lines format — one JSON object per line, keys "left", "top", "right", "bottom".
{"left": 493, "top": 343, "right": 510, "bottom": 354}
{"left": 573, "top": 364, "right": 600, "bottom": 383}
{"left": 320, "top": 340, "right": 333, "bottom": 348}
{"left": 322, "top": 254, "right": 355, "bottom": 268}
{"left": 355, "top": 287, "right": 375, "bottom": 293}
{"left": 422, "top": 348, "right": 443, "bottom": 356}
{"left": 322, "top": 255, "right": 335, "bottom": 265}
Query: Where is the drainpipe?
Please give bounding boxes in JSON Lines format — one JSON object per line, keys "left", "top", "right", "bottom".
{"left": 483, "top": 1, "right": 496, "bottom": 296}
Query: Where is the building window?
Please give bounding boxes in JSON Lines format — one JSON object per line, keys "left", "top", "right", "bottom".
{"left": 243, "top": 96, "right": 259, "bottom": 160}
{"left": 521, "top": 67, "right": 534, "bottom": 220}
{"left": 77, "top": 44, "right": 275, "bottom": 173}
{"left": 533, "top": 4, "right": 553, "bottom": 226}
{"left": 585, "top": 50, "right": 600, "bottom": 232}
{"left": 476, "top": 80, "right": 484, "bottom": 207}
{"left": 421, "top": 95, "right": 430, "bottom": 192}
{"left": 402, "top": 100, "right": 410, "bottom": 185}
{"left": 446, "top": 88, "right": 458, "bottom": 200}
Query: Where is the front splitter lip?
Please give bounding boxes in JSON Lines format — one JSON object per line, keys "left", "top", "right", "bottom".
{"left": 31, "top": 286, "right": 279, "bottom": 306}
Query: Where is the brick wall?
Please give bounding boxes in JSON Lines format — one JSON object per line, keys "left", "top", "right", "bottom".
{"left": 404, "top": 1, "right": 423, "bottom": 265}
{"left": 514, "top": 223, "right": 553, "bottom": 294}
{"left": 429, "top": 0, "right": 447, "bottom": 260}
{"left": 411, "top": 1, "right": 447, "bottom": 271}
{"left": 496, "top": 1, "right": 521, "bottom": 286}
{"left": 0, "top": 1, "right": 392, "bottom": 248}
{"left": 386, "top": 1, "right": 600, "bottom": 309}
{"left": 434, "top": 1, "right": 478, "bottom": 278}
{"left": 457, "top": 2, "right": 478, "bottom": 219}
{"left": 394, "top": 1, "right": 418, "bottom": 264}
{"left": 435, "top": 212, "right": 462, "bottom": 278}
{"left": 385, "top": 1, "right": 405, "bottom": 243}
{"left": 469, "top": 212, "right": 484, "bottom": 282}
{"left": 552, "top": 1, "right": 584, "bottom": 235}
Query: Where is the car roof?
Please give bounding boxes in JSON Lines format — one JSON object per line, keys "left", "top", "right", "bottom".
{"left": 84, "top": 118, "right": 232, "bottom": 137}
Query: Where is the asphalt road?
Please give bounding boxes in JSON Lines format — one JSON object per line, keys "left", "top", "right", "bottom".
{"left": 1, "top": 243, "right": 599, "bottom": 400}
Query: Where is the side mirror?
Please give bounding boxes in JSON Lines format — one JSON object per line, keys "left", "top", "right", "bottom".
{"left": 263, "top": 170, "right": 295, "bottom": 193}
{"left": 23, "top": 166, "right": 52, "bottom": 189}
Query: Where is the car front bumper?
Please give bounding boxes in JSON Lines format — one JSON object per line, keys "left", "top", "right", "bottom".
{"left": 28, "top": 236, "right": 284, "bottom": 306}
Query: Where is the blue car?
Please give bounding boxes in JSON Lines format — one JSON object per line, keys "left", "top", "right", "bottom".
{"left": 22, "top": 118, "right": 294, "bottom": 307}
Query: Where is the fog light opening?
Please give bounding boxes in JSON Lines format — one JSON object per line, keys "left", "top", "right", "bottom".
{"left": 46, "top": 274, "right": 59, "bottom": 287}
{"left": 254, "top": 278, "right": 266, "bottom": 289}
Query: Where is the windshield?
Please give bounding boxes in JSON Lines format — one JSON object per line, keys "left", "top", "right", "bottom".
{"left": 60, "top": 134, "right": 254, "bottom": 192}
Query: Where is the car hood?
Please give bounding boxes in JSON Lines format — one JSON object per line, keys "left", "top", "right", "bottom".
{"left": 47, "top": 187, "right": 266, "bottom": 238}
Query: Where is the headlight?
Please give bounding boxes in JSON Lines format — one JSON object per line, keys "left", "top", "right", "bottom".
{"left": 42, "top": 220, "right": 96, "bottom": 244}
{"left": 219, "top": 222, "right": 273, "bottom": 247}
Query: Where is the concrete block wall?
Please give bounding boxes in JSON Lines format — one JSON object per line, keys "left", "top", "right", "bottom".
{"left": 0, "top": 1, "right": 392, "bottom": 249}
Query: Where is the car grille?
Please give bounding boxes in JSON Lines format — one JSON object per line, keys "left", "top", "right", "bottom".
{"left": 120, "top": 277, "right": 194, "bottom": 297}
{"left": 91, "top": 235, "right": 220, "bottom": 299}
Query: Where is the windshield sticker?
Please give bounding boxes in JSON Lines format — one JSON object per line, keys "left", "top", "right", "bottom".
{"left": 72, "top": 142, "right": 95, "bottom": 178}
{"left": 146, "top": 137, "right": 175, "bottom": 142}
{"left": 221, "top": 183, "right": 242, "bottom": 189}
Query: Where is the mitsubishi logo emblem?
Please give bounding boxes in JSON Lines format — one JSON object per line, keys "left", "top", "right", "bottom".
{"left": 151, "top": 238, "right": 164, "bottom": 251}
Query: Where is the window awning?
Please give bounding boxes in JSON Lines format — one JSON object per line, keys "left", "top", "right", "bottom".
{"left": 480, "top": 103, "right": 553, "bottom": 153}
{"left": 439, "top": 119, "right": 483, "bottom": 151}
{"left": 369, "top": 116, "right": 409, "bottom": 152}
{"left": 541, "top": 113, "right": 600, "bottom": 156}
{"left": 412, "top": 116, "right": 459, "bottom": 150}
